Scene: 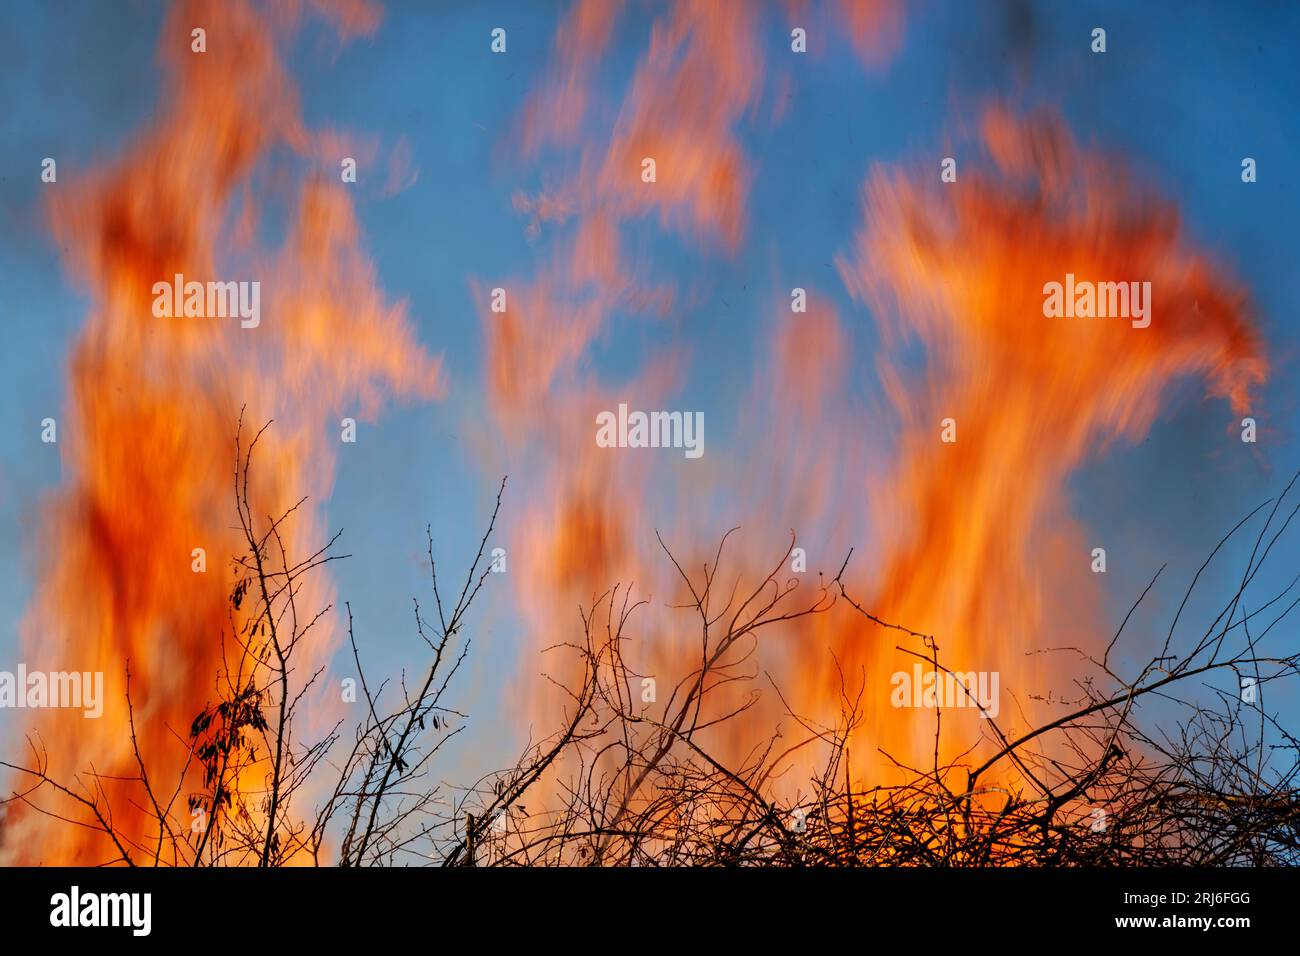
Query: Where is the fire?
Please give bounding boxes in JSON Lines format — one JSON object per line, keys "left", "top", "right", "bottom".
{"left": 3, "top": 0, "right": 440, "bottom": 864}
{"left": 486, "top": 0, "right": 766, "bottom": 651}
{"left": 492, "top": 0, "right": 1267, "bottom": 826}
{"left": 4, "top": 0, "right": 1270, "bottom": 865}
{"left": 827, "top": 105, "right": 1266, "bottom": 772}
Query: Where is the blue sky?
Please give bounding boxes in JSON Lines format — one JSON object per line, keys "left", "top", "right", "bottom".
{"left": 2, "top": 0, "right": 1297, "bottom": 777}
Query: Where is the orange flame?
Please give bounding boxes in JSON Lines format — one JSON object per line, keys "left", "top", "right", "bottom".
{"left": 4, "top": 0, "right": 441, "bottom": 865}
{"left": 7, "top": 0, "right": 1270, "bottom": 865}
{"left": 492, "top": 0, "right": 1267, "bottom": 824}
{"left": 474, "top": 9, "right": 901, "bottom": 856}
{"left": 823, "top": 105, "right": 1266, "bottom": 773}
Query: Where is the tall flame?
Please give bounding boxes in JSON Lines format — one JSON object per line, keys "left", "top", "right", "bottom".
{"left": 4, "top": 0, "right": 441, "bottom": 864}
{"left": 823, "top": 105, "right": 1266, "bottom": 771}
{"left": 5, "top": 0, "right": 1271, "bottom": 864}
{"left": 491, "top": 2, "right": 1267, "bottom": 814}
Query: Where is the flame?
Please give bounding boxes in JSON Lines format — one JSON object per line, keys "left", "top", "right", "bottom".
{"left": 6, "top": 0, "right": 1270, "bottom": 865}
{"left": 488, "top": 0, "right": 767, "bottom": 632}
{"left": 4, "top": 0, "right": 441, "bottom": 864}
{"left": 491, "top": 0, "right": 1267, "bottom": 833}
{"left": 476, "top": 4, "right": 913, "bottom": 856}
{"left": 824, "top": 105, "right": 1266, "bottom": 772}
